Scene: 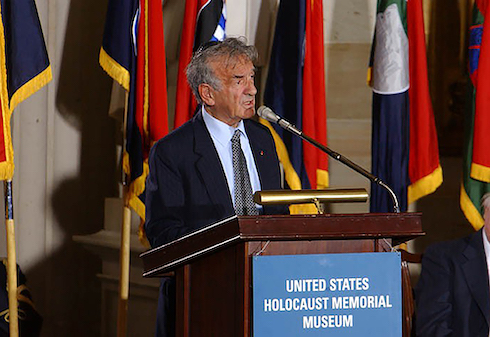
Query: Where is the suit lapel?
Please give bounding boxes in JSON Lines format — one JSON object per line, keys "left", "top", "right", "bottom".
{"left": 245, "top": 120, "right": 275, "bottom": 191}
{"left": 461, "top": 230, "right": 490, "bottom": 327}
{"left": 192, "top": 112, "right": 234, "bottom": 214}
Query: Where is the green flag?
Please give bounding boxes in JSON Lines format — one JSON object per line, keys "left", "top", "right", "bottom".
{"left": 460, "top": 2, "right": 490, "bottom": 230}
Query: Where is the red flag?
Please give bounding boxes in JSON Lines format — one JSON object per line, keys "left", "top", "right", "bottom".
{"left": 174, "top": 1, "right": 200, "bottom": 129}
{"left": 302, "top": 0, "right": 328, "bottom": 189}
{"left": 472, "top": 0, "right": 490, "bottom": 182}
{"left": 148, "top": 0, "right": 168, "bottom": 141}
{"left": 135, "top": 0, "right": 168, "bottom": 158}
{"left": 174, "top": 0, "right": 226, "bottom": 129}
{"left": 129, "top": 0, "right": 168, "bottom": 216}
{"left": 406, "top": 0, "right": 442, "bottom": 203}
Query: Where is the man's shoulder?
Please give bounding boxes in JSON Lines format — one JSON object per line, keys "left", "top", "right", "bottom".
{"left": 244, "top": 118, "right": 273, "bottom": 137}
{"left": 424, "top": 230, "right": 481, "bottom": 258}
{"left": 153, "top": 118, "right": 198, "bottom": 149}
{"left": 150, "top": 121, "right": 199, "bottom": 164}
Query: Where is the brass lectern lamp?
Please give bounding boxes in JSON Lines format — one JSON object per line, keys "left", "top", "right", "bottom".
{"left": 253, "top": 189, "right": 369, "bottom": 214}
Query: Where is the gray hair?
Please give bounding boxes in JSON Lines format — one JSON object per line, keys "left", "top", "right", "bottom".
{"left": 482, "top": 193, "right": 490, "bottom": 210}
{"left": 186, "top": 37, "right": 258, "bottom": 105}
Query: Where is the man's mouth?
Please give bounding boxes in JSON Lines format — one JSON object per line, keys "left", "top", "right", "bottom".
{"left": 243, "top": 100, "right": 255, "bottom": 108}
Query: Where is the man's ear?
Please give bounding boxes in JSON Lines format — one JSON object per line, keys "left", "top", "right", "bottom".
{"left": 199, "top": 84, "right": 215, "bottom": 106}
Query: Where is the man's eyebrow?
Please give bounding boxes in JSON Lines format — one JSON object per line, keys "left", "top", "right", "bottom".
{"left": 232, "top": 68, "right": 256, "bottom": 79}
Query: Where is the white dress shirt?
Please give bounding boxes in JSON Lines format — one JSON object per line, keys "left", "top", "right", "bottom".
{"left": 202, "top": 107, "right": 262, "bottom": 210}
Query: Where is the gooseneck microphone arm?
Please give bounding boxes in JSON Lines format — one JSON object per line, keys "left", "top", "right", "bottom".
{"left": 298, "top": 132, "right": 400, "bottom": 213}
{"left": 257, "top": 106, "right": 400, "bottom": 213}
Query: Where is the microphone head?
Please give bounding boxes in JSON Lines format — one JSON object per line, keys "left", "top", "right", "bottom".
{"left": 257, "top": 106, "right": 279, "bottom": 124}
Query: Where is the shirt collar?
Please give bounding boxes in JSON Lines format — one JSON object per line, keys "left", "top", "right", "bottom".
{"left": 202, "top": 106, "right": 247, "bottom": 145}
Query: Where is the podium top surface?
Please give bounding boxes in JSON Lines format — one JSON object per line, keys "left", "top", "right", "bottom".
{"left": 140, "top": 213, "right": 423, "bottom": 277}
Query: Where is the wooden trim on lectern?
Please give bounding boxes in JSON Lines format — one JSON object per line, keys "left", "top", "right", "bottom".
{"left": 141, "top": 213, "right": 423, "bottom": 277}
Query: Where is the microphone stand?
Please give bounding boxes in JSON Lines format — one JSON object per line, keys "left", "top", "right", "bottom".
{"left": 277, "top": 121, "right": 401, "bottom": 213}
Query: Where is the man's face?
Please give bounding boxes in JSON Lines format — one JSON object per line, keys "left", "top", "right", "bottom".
{"left": 203, "top": 56, "right": 257, "bottom": 127}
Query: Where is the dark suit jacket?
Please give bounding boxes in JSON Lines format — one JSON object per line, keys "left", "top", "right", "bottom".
{"left": 145, "top": 111, "right": 287, "bottom": 248}
{"left": 415, "top": 229, "right": 490, "bottom": 337}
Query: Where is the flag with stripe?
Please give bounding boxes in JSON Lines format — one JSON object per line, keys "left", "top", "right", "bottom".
{"left": 461, "top": 0, "right": 490, "bottom": 229}
{"left": 0, "top": 0, "right": 52, "bottom": 180}
{"left": 369, "top": 0, "right": 442, "bottom": 213}
{"left": 173, "top": 0, "right": 226, "bottom": 129}
{"left": 262, "top": 0, "right": 328, "bottom": 214}
{"left": 100, "top": 0, "right": 168, "bottom": 219}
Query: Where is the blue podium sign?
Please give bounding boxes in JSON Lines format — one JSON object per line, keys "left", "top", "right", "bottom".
{"left": 252, "top": 252, "right": 402, "bottom": 336}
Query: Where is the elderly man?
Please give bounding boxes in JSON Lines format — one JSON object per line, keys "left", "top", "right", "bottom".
{"left": 415, "top": 193, "right": 490, "bottom": 337}
{"left": 145, "top": 37, "right": 287, "bottom": 336}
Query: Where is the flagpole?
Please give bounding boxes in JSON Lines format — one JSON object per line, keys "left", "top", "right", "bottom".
{"left": 117, "top": 91, "right": 131, "bottom": 337}
{"left": 117, "top": 187, "right": 131, "bottom": 337}
{"left": 101, "top": 1, "right": 170, "bottom": 333}
{"left": 5, "top": 180, "right": 18, "bottom": 337}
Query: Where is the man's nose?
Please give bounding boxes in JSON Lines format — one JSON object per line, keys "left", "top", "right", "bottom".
{"left": 246, "top": 79, "right": 257, "bottom": 95}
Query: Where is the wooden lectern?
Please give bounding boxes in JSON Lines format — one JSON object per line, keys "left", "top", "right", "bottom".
{"left": 141, "top": 213, "right": 423, "bottom": 337}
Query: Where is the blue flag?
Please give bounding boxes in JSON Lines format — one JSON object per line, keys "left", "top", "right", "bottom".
{"left": 262, "top": 0, "right": 328, "bottom": 214}
{"left": 100, "top": 0, "right": 169, "bottom": 220}
{"left": 369, "top": 0, "right": 441, "bottom": 213}
{"left": 0, "top": 0, "right": 52, "bottom": 180}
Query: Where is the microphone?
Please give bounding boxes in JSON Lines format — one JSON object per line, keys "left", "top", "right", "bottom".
{"left": 257, "top": 106, "right": 301, "bottom": 136}
{"left": 257, "top": 105, "right": 400, "bottom": 213}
